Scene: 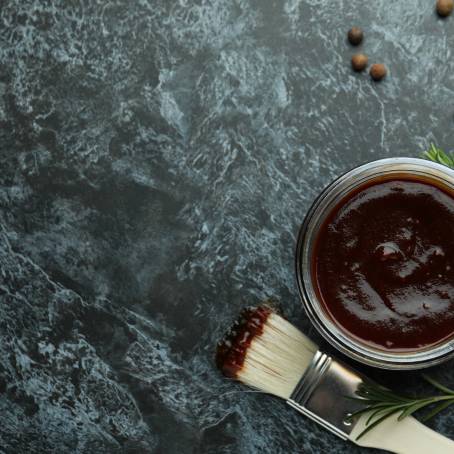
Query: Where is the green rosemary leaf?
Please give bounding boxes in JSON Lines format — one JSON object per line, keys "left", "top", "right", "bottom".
{"left": 422, "top": 144, "right": 454, "bottom": 169}
{"left": 423, "top": 375, "right": 454, "bottom": 396}
{"left": 347, "top": 402, "right": 391, "bottom": 420}
{"left": 421, "top": 400, "right": 454, "bottom": 422}
{"left": 356, "top": 409, "right": 401, "bottom": 440}
{"left": 366, "top": 404, "right": 404, "bottom": 426}
{"left": 397, "top": 400, "right": 435, "bottom": 420}
{"left": 357, "top": 382, "right": 412, "bottom": 403}
{"left": 355, "top": 383, "right": 390, "bottom": 401}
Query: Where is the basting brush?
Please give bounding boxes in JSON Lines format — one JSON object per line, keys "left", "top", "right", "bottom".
{"left": 216, "top": 306, "right": 454, "bottom": 454}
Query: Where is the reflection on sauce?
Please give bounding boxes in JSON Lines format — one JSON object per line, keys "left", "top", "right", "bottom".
{"left": 314, "top": 178, "right": 454, "bottom": 351}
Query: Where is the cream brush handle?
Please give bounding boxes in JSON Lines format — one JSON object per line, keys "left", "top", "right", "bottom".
{"left": 351, "top": 413, "right": 454, "bottom": 454}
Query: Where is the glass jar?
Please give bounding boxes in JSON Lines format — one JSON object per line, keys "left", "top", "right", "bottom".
{"left": 295, "top": 157, "right": 454, "bottom": 369}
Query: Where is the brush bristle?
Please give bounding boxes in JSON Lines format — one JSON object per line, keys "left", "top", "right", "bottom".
{"left": 216, "top": 307, "right": 317, "bottom": 400}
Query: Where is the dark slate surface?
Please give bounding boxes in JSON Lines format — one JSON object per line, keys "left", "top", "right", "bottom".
{"left": 0, "top": 1, "right": 453, "bottom": 453}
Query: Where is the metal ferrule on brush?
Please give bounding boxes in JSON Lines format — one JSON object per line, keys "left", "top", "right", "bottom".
{"left": 287, "top": 351, "right": 366, "bottom": 440}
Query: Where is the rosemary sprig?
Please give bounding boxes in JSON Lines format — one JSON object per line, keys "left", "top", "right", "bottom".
{"left": 422, "top": 144, "right": 454, "bottom": 169}
{"left": 349, "top": 376, "right": 454, "bottom": 440}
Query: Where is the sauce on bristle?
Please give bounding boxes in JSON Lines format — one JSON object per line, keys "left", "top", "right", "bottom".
{"left": 216, "top": 306, "right": 272, "bottom": 378}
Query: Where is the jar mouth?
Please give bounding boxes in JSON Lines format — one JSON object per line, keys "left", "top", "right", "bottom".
{"left": 295, "top": 157, "right": 454, "bottom": 370}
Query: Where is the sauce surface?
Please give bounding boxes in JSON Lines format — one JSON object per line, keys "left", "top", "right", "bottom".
{"left": 313, "top": 178, "right": 454, "bottom": 351}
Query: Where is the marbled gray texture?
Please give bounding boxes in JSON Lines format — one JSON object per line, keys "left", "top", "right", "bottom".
{"left": 0, "top": 0, "right": 453, "bottom": 452}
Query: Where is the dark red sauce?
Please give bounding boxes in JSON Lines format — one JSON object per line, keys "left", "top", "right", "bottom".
{"left": 313, "top": 178, "right": 454, "bottom": 351}
{"left": 216, "top": 306, "right": 271, "bottom": 378}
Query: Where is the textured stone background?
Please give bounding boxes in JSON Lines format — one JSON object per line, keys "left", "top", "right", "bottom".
{"left": 0, "top": 1, "right": 453, "bottom": 453}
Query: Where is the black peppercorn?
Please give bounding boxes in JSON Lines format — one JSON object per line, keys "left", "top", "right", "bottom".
{"left": 437, "top": 0, "right": 454, "bottom": 17}
{"left": 370, "top": 64, "right": 387, "bottom": 81}
{"left": 351, "top": 54, "right": 368, "bottom": 72}
{"left": 347, "top": 27, "right": 364, "bottom": 46}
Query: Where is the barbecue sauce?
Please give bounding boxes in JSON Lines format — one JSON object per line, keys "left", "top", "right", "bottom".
{"left": 216, "top": 306, "right": 271, "bottom": 377}
{"left": 313, "top": 178, "right": 454, "bottom": 351}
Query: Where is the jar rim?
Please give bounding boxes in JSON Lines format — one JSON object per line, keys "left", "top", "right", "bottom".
{"left": 295, "top": 157, "right": 454, "bottom": 369}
